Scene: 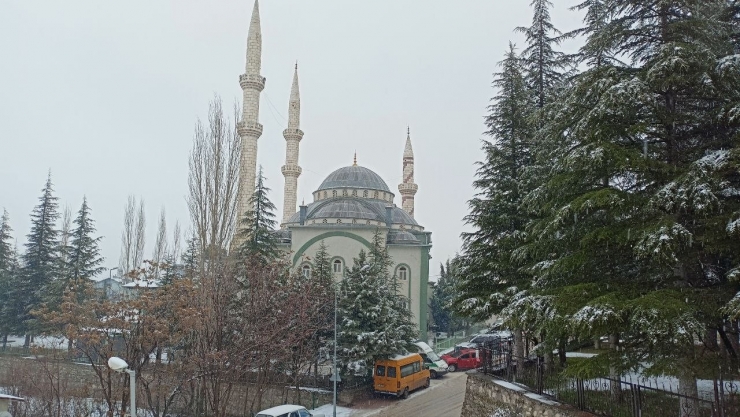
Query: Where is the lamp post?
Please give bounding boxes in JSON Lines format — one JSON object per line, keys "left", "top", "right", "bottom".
{"left": 107, "top": 357, "right": 135, "bottom": 417}
{"left": 109, "top": 267, "right": 118, "bottom": 280}
{"left": 333, "top": 264, "right": 370, "bottom": 417}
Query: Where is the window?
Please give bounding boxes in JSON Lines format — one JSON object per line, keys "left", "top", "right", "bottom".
{"left": 413, "top": 361, "right": 421, "bottom": 373}
{"left": 352, "top": 190, "right": 357, "bottom": 197}
{"left": 298, "top": 410, "right": 312, "bottom": 417}
{"left": 332, "top": 190, "right": 337, "bottom": 198}
{"left": 460, "top": 353, "right": 470, "bottom": 360}
{"left": 363, "top": 190, "right": 368, "bottom": 198}
{"left": 323, "top": 191, "right": 327, "bottom": 199}
{"left": 387, "top": 366, "right": 397, "bottom": 378}
{"left": 398, "top": 266, "right": 408, "bottom": 281}
{"left": 400, "top": 363, "right": 415, "bottom": 377}
{"left": 333, "top": 260, "right": 343, "bottom": 273}
{"left": 376, "top": 365, "right": 386, "bottom": 376}
{"left": 374, "top": 191, "right": 379, "bottom": 199}
{"left": 302, "top": 265, "right": 311, "bottom": 278}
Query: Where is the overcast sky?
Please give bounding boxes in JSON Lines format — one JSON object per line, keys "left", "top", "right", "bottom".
{"left": 1, "top": 0, "right": 584, "bottom": 280}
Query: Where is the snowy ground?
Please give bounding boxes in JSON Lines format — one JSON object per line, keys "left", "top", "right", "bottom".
{"left": 310, "top": 404, "right": 356, "bottom": 417}
{"left": 4, "top": 335, "right": 68, "bottom": 349}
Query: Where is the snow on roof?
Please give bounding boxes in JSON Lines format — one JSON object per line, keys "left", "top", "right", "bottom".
{"left": 90, "top": 276, "right": 122, "bottom": 283}
{"left": 256, "top": 404, "right": 305, "bottom": 415}
{"left": 0, "top": 394, "right": 25, "bottom": 401}
{"left": 123, "top": 279, "right": 160, "bottom": 288}
{"left": 390, "top": 352, "right": 419, "bottom": 361}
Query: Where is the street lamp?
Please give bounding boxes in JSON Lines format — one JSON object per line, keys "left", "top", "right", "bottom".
{"left": 333, "top": 264, "right": 370, "bottom": 417}
{"left": 107, "top": 357, "right": 136, "bottom": 417}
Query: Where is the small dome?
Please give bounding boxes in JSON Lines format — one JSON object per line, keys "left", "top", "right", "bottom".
{"left": 387, "top": 230, "right": 420, "bottom": 244}
{"left": 317, "top": 165, "right": 391, "bottom": 193}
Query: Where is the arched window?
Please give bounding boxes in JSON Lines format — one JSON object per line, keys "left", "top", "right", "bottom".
{"left": 398, "top": 266, "right": 408, "bottom": 281}
{"left": 333, "top": 259, "right": 343, "bottom": 273}
{"left": 363, "top": 190, "right": 368, "bottom": 198}
{"left": 302, "top": 264, "right": 311, "bottom": 278}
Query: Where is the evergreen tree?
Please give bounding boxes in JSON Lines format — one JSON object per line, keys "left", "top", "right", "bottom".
{"left": 19, "top": 173, "right": 60, "bottom": 335}
{"left": 181, "top": 234, "right": 199, "bottom": 280}
{"left": 68, "top": 198, "right": 105, "bottom": 281}
{"left": 237, "top": 166, "right": 279, "bottom": 263}
{"left": 456, "top": 45, "right": 534, "bottom": 322}
{"left": 512, "top": 0, "right": 740, "bottom": 393}
{"left": 515, "top": 0, "right": 571, "bottom": 109}
{"left": 337, "top": 231, "right": 416, "bottom": 375}
{"left": 430, "top": 260, "right": 466, "bottom": 335}
{"left": 0, "top": 210, "right": 22, "bottom": 347}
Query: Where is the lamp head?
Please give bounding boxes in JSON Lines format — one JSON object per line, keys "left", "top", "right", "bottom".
{"left": 107, "top": 356, "right": 129, "bottom": 372}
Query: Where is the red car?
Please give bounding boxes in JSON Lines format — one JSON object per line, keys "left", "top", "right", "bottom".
{"left": 440, "top": 348, "right": 481, "bottom": 372}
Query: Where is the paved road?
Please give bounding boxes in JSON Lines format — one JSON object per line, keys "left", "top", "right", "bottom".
{"left": 357, "top": 371, "right": 468, "bottom": 417}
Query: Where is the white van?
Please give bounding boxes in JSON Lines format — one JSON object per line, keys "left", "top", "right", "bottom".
{"left": 414, "top": 341, "right": 449, "bottom": 378}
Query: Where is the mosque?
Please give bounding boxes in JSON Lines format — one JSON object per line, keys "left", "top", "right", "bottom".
{"left": 234, "top": 0, "right": 432, "bottom": 337}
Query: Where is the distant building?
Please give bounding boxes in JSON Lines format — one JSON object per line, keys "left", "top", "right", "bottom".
{"left": 91, "top": 276, "right": 123, "bottom": 299}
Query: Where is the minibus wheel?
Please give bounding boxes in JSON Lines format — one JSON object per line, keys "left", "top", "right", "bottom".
{"left": 424, "top": 378, "right": 430, "bottom": 388}
{"left": 401, "top": 387, "right": 409, "bottom": 399}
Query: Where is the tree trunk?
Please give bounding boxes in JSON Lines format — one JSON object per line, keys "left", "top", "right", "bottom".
{"left": 705, "top": 326, "right": 719, "bottom": 350}
{"left": 24, "top": 333, "right": 30, "bottom": 348}
{"left": 678, "top": 371, "right": 699, "bottom": 417}
{"left": 514, "top": 328, "right": 524, "bottom": 358}
{"left": 609, "top": 333, "right": 622, "bottom": 401}
{"left": 558, "top": 339, "right": 567, "bottom": 367}
{"left": 594, "top": 337, "right": 601, "bottom": 350}
{"left": 1, "top": 334, "right": 7, "bottom": 350}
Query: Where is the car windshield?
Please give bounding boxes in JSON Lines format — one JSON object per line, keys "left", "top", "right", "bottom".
{"left": 426, "top": 350, "right": 441, "bottom": 361}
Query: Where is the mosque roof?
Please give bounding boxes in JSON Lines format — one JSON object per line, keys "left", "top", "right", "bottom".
{"left": 317, "top": 165, "right": 392, "bottom": 193}
{"left": 286, "top": 198, "right": 418, "bottom": 227}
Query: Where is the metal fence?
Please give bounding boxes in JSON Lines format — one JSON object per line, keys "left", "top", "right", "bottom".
{"left": 479, "top": 342, "right": 740, "bottom": 417}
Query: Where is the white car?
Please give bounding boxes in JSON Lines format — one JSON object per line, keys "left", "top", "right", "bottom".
{"left": 255, "top": 404, "right": 325, "bottom": 417}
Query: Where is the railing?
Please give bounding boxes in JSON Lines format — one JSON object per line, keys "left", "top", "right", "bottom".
{"left": 432, "top": 336, "right": 469, "bottom": 353}
{"left": 479, "top": 341, "right": 740, "bottom": 417}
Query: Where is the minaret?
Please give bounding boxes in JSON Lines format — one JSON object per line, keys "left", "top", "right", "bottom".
{"left": 236, "top": 0, "right": 265, "bottom": 225}
{"left": 398, "top": 127, "right": 418, "bottom": 217}
{"left": 281, "top": 64, "right": 304, "bottom": 225}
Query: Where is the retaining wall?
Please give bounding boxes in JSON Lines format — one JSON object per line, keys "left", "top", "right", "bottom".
{"left": 461, "top": 371, "right": 596, "bottom": 417}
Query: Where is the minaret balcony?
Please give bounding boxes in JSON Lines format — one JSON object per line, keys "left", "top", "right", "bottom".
{"left": 398, "top": 183, "right": 418, "bottom": 194}
{"left": 239, "top": 73, "right": 266, "bottom": 91}
{"left": 282, "top": 128, "right": 304, "bottom": 141}
{"left": 237, "top": 121, "right": 263, "bottom": 137}
{"left": 281, "top": 164, "right": 302, "bottom": 176}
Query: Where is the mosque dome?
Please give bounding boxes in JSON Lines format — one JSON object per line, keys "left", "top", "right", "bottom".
{"left": 317, "top": 165, "right": 391, "bottom": 193}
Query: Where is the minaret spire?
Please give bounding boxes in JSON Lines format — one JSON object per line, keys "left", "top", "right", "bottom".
{"left": 398, "top": 127, "right": 418, "bottom": 218}
{"left": 235, "top": 0, "right": 266, "bottom": 240}
{"left": 281, "top": 64, "right": 304, "bottom": 226}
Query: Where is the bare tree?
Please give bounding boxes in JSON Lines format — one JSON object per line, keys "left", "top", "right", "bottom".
{"left": 119, "top": 196, "right": 146, "bottom": 281}
{"left": 134, "top": 198, "right": 146, "bottom": 271}
{"left": 152, "top": 207, "right": 168, "bottom": 278}
{"left": 187, "top": 95, "right": 241, "bottom": 266}
{"left": 119, "top": 196, "right": 136, "bottom": 277}
{"left": 170, "top": 220, "right": 182, "bottom": 263}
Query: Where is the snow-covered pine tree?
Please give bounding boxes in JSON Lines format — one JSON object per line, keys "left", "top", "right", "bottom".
{"left": 19, "top": 173, "right": 60, "bottom": 337}
{"left": 337, "top": 231, "right": 416, "bottom": 376}
{"left": 236, "top": 166, "right": 279, "bottom": 263}
{"left": 519, "top": 1, "right": 740, "bottom": 402}
{"left": 430, "top": 260, "right": 466, "bottom": 336}
{"left": 180, "top": 234, "right": 199, "bottom": 280}
{"left": 457, "top": 44, "right": 533, "bottom": 322}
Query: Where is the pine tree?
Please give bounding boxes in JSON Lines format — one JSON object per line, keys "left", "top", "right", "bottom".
{"left": 431, "top": 260, "right": 466, "bottom": 336}
{"left": 337, "top": 231, "right": 416, "bottom": 375}
{"left": 513, "top": 0, "right": 740, "bottom": 393}
{"left": 237, "top": 166, "right": 279, "bottom": 263}
{"left": 68, "top": 197, "right": 105, "bottom": 281}
{"left": 0, "top": 210, "right": 21, "bottom": 347}
{"left": 456, "top": 45, "right": 533, "bottom": 322}
{"left": 515, "top": 0, "right": 571, "bottom": 110}
{"left": 181, "top": 234, "right": 199, "bottom": 280}
{"left": 19, "top": 173, "right": 60, "bottom": 335}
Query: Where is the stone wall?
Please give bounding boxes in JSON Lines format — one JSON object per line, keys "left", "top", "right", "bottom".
{"left": 461, "top": 371, "right": 596, "bottom": 417}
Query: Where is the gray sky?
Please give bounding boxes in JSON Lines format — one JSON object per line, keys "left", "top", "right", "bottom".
{"left": 1, "top": 0, "right": 583, "bottom": 280}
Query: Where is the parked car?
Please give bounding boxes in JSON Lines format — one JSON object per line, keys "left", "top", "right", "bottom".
{"left": 440, "top": 348, "right": 481, "bottom": 372}
{"left": 255, "top": 404, "right": 325, "bottom": 417}
{"left": 414, "top": 341, "right": 448, "bottom": 378}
